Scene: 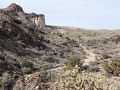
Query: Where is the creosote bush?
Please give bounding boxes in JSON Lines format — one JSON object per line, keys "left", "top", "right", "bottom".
{"left": 21, "top": 60, "right": 33, "bottom": 68}
{"left": 40, "top": 71, "right": 49, "bottom": 82}
{"left": 39, "top": 65, "right": 50, "bottom": 82}
{"left": 100, "top": 53, "right": 111, "bottom": 60}
{"left": 40, "top": 65, "right": 49, "bottom": 71}
{"left": 102, "top": 38, "right": 110, "bottom": 44}
{"left": 65, "top": 56, "right": 84, "bottom": 71}
{"left": 112, "top": 35, "right": 120, "bottom": 44}
{"left": 101, "top": 59, "right": 120, "bottom": 76}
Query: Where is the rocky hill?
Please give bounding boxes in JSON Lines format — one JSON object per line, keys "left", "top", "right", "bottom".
{"left": 0, "top": 3, "right": 86, "bottom": 90}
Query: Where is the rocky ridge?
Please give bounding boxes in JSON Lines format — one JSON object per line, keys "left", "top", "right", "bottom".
{"left": 0, "top": 3, "right": 85, "bottom": 90}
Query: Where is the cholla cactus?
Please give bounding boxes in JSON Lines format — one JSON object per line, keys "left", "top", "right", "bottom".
{"left": 70, "top": 65, "right": 79, "bottom": 77}
{"left": 50, "top": 65, "right": 120, "bottom": 90}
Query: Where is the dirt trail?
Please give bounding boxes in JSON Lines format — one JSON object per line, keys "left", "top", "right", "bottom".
{"left": 25, "top": 44, "right": 97, "bottom": 79}
{"left": 49, "top": 44, "right": 97, "bottom": 74}
{"left": 80, "top": 44, "right": 97, "bottom": 65}
{"left": 48, "top": 44, "right": 97, "bottom": 73}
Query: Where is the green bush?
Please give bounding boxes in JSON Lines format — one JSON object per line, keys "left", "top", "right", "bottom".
{"left": 0, "top": 73, "right": 15, "bottom": 90}
{"left": 102, "top": 38, "right": 109, "bottom": 44}
{"left": 65, "top": 56, "right": 84, "bottom": 70}
{"left": 40, "top": 65, "right": 49, "bottom": 71}
{"left": 101, "top": 59, "right": 120, "bottom": 76}
{"left": 112, "top": 35, "right": 120, "bottom": 44}
{"left": 40, "top": 71, "right": 49, "bottom": 82}
{"left": 21, "top": 60, "right": 33, "bottom": 68}
{"left": 100, "top": 53, "right": 111, "bottom": 60}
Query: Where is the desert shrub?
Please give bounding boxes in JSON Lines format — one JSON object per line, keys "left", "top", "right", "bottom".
{"left": 65, "top": 56, "right": 84, "bottom": 71}
{"left": 59, "top": 34, "right": 62, "bottom": 37}
{"left": 21, "top": 67, "right": 32, "bottom": 74}
{"left": 87, "top": 39, "right": 98, "bottom": 46}
{"left": 39, "top": 65, "right": 50, "bottom": 82}
{"left": 13, "top": 63, "right": 21, "bottom": 69}
{"left": 112, "top": 35, "right": 120, "bottom": 44}
{"left": 100, "top": 53, "right": 111, "bottom": 60}
{"left": 40, "top": 65, "right": 49, "bottom": 71}
{"left": 65, "top": 37, "right": 70, "bottom": 40}
{"left": 31, "top": 67, "right": 38, "bottom": 71}
{"left": 21, "top": 60, "right": 33, "bottom": 68}
{"left": 50, "top": 66, "right": 119, "bottom": 90}
{"left": 44, "top": 57, "right": 59, "bottom": 63}
{"left": 40, "top": 70, "right": 49, "bottom": 82}
{"left": 101, "top": 59, "right": 120, "bottom": 76}
{"left": 102, "top": 38, "right": 110, "bottom": 44}
{"left": 0, "top": 72, "right": 15, "bottom": 90}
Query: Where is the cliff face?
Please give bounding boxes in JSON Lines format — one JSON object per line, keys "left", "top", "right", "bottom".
{"left": 3, "top": 3, "right": 46, "bottom": 28}
{"left": 0, "top": 4, "right": 48, "bottom": 87}
{"left": 31, "top": 14, "right": 46, "bottom": 28}
{"left": 26, "top": 13, "right": 46, "bottom": 28}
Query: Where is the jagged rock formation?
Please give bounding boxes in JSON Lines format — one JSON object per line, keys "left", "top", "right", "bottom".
{"left": 2, "top": 3, "right": 46, "bottom": 28}
{"left": 26, "top": 13, "right": 46, "bottom": 28}
{"left": 0, "top": 11, "right": 46, "bottom": 49}
{"left": 4, "top": 3, "right": 24, "bottom": 13}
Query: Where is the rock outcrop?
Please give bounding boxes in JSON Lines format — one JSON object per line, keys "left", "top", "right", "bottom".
{"left": 4, "top": 3, "right": 24, "bottom": 13}
{"left": 26, "top": 13, "right": 46, "bottom": 28}
{"left": 3, "top": 3, "right": 46, "bottom": 28}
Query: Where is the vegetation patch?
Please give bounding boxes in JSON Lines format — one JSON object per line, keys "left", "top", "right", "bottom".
{"left": 101, "top": 59, "right": 120, "bottom": 76}
{"left": 21, "top": 60, "right": 33, "bottom": 68}
{"left": 100, "top": 53, "right": 112, "bottom": 60}
{"left": 112, "top": 35, "right": 120, "bottom": 44}
{"left": 65, "top": 56, "right": 84, "bottom": 71}
{"left": 50, "top": 66, "right": 120, "bottom": 90}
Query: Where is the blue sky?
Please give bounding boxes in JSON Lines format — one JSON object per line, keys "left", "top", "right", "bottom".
{"left": 0, "top": 0, "right": 120, "bottom": 29}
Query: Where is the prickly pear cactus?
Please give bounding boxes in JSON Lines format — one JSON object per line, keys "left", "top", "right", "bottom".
{"left": 50, "top": 65, "right": 120, "bottom": 90}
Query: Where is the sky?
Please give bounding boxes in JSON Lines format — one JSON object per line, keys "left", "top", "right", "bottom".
{"left": 0, "top": 0, "right": 120, "bottom": 30}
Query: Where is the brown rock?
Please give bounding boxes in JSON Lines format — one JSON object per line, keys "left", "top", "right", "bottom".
{"left": 4, "top": 3, "right": 24, "bottom": 13}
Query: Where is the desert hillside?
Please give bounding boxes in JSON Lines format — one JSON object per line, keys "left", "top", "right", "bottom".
{"left": 0, "top": 3, "right": 120, "bottom": 90}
